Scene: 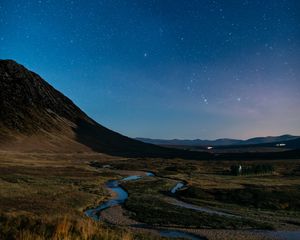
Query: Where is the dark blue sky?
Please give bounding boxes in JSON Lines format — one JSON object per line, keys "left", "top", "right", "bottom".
{"left": 1, "top": 0, "right": 300, "bottom": 139}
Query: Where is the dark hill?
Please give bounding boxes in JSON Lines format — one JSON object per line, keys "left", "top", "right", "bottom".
{"left": 0, "top": 59, "right": 210, "bottom": 159}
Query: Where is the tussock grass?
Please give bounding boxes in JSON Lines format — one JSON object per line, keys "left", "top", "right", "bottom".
{"left": 0, "top": 153, "right": 162, "bottom": 240}
{"left": 1, "top": 152, "right": 300, "bottom": 238}
{"left": 1, "top": 214, "right": 135, "bottom": 240}
{"left": 110, "top": 157, "right": 300, "bottom": 229}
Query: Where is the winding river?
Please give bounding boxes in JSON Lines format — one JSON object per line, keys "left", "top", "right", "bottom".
{"left": 85, "top": 171, "right": 300, "bottom": 240}
{"left": 85, "top": 172, "right": 205, "bottom": 240}
{"left": 85, "top": 172, "right": 153, "bottom": 220}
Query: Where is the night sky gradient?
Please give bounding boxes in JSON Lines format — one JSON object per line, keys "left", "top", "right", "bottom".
{"left": 1, "top": 0, "right": 299, "bottom": 139}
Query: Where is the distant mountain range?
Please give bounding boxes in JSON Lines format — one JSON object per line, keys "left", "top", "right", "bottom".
{"left": 1, "top": 59, "right": 298, "bottom": 160}
{"left": 136, "top": 135, "right": 300, "bottom": 147}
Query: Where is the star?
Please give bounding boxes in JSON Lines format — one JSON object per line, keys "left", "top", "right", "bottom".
{"left": 1, "top": 0, "right": 298, "bottom": 139}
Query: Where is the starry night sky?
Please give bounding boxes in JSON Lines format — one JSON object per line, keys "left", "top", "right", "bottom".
{"left": 1, "top": 0, "right": 300, "bottom": 139}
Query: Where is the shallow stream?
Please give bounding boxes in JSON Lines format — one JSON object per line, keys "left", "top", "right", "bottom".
{"left": 85, "top": 171, "right": 300, "bottom": 240}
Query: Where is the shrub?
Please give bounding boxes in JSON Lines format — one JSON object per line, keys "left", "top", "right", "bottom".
{"left": 229, "top": 164, "right": 274, "bottom": 176}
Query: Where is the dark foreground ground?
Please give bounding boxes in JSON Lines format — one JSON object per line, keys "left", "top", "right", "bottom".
{"left": 0, "top": 151, "right": 299, "bottom": 240}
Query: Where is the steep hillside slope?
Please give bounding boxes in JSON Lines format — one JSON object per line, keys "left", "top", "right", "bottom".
{"left": 0, "top": 60, "right": 210, "bottom": 159}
